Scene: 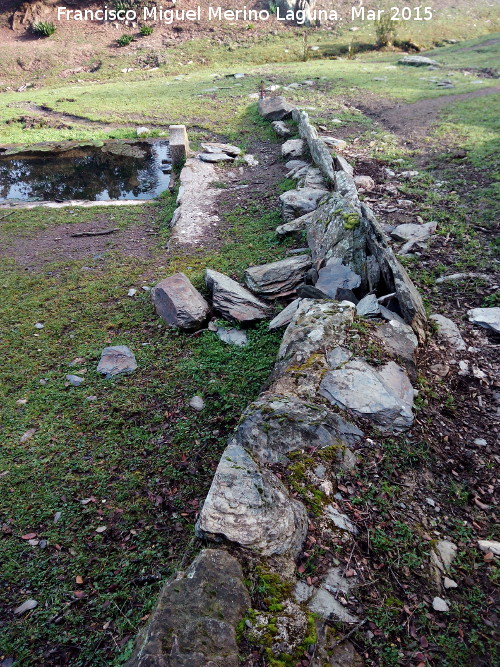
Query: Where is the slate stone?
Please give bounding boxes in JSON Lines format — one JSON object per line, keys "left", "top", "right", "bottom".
{"left": 258, "top": 96, "right": 295, "bottom": 121}
{"left": 304, "top": 267, "right": 319, "bottom": 285}
{"left": 336, "top": 288, "right": 358, "bottom": 304}
{"left": 468, "top": 307, "right": 500, "bottom": 334}
{"left": 308, "top": 588, "right": 358, "bottom": 623}
{"left": 199, "top": 152, "right": 234, "bottom": 163}
{"left": 276, "top": 211, "right": 313, "bottom": 238}
{"left": 205, "top": 269, "right": 271, "bottom": 323}
{"left": 356, "top": 293, "right": 380, "bottom": 318}
{"left": 430, "top": 313, "right": 466, "bottom": 351}
{"left": 296, "top": 284, "right": 330, "bottom": 299}
{"left": 334, "top": 154, "right": 354, "bottom": 176}
{"left": 66, "top": 374, "right": 84, "bottom": 386}
{"left": 319, "top": 359, "right": 414, "bottom": 433}
{"left": 296, "top": 166, "right": 328, "bottom": 190}
{"left": 271, "top": 120, "right": 292, "bottom": 138}
{"left": 97, "top": 346, "right": 137, "bottom": 378}
{"left": 279, "top": 188, "right": 328, "bottom": 221}
{"left": 195, "top": 443, "right": 308, "bottom": 557}
{"left": 268, "top": 298, "right": 301, "bottom": 330}
{"left": 244, "top": 255, "right": 312, "bottom": 298}
{"left": 281, "top": 138, "right": 305, "bottom": 159}
{"left": 325, "top": 505, "right": 359, "bottom": 534}
{"left": 315, "top": 258, "right": 361, "bottom": 299}
{"left": 391, "top": 221, "right": 437, "bottom": 243}
{"left": 216, "top": 327, "right": 248, "bottom": 347}
{"left": 151, "top": 273, "right": 210, "bottom": 329}
{"left": 374, "top": 319, "right": 418, "bottom": 379}
{"left": 200, "top": 142, "right": 241, "bottom": 156}
{"left": 124, "top": 550, "right": 250, "bottom": 667}
{"left": 400, "top": 55, "right": 440, "bottom": 66}
{"left": 234, "top": 394, "right": 363, "bottom": 465}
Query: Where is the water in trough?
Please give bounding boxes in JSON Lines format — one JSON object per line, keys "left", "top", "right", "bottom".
{"left": 0, "top": 139, "right": 171, "bottom": 203}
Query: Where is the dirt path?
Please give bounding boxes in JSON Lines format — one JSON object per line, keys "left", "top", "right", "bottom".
{"left": 356, "top": 86, "right": 500, "bottom": 144}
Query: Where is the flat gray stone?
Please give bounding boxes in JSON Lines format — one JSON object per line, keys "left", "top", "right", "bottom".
{"left": 152, "top": 273, "right": 210, "bottom": 330}
{"left": 356, "top": 293, "right": 380, "bottom": 318}
{"left": 281, "top": 139, "right": 305, "bottom": 159}
{"left": 391, "top": 221, "right": 437, "bottom": 243}
{"left": 468, "top": 307, "right": 500, "bottom": 334}
{"left": 325, "top": 505, "right": 359, "bottom": 535}
{"left": 320, "top": 359, "right": 414, "bottom": 433}
{"left": 14, "top": 599, "right": 38, "bottom": 615}
{"left": 271, "top": 120, "right": 292, "bottom": 138}
{"left": 308, "top": 588, "right": 358, "bottom": 623}
{"left": 97, "top": 346, "right": 137, "bottom": 378}
{"left": 334, "top": 154, "right": 354, "bottom": 177}
{"left": 189, "top": 395, "right": 205, "bottom": 411}
{"left": 244, "top": 255, "right": 312, "bottom": 298}
{"left": 216, "top": 327, "right": 248, "bottom": 347}
{"left": 124, "top": 550, "right": 250, "bottom": 667}
{"left": 205, "top": 269, "right": 271, "bottom": 323}
{"left": 296, "top": 166, "right": 328, "bottom": 190}
{"left": 432, "top": 597, "right": 449, "bottom": 612}
{"left": 315, "top": 258, "right": 361, "bottom": 299}
{"left": 200, "top": 142, "right": 241, "bottom": 156}
{"left": 321, "top": 136, "right": 347, "bottom": 151}
{"left": 276, "top": 211, "right": 314, "bottom": 238}
{"left": 280, "top": 188, "right": 328, "bottom": 221}
{"left": 430, "top": 313, "right": 466, "bottom": 351}
{"left": 400, "top": 55, "right": 440, "bottom": 66}
{"left": 374, "top": 319, "right": 418, "bottom": 378}
{"left": 268, "top": 298, "right": 301, "bottom": 330}
{"left": 234, "top": 394, "right": 363, "bottom": 465}
{"left": 199, "top": 152, "right": 234, "bottom": 163}
{"left": 195, "top": 443, "right": 307, "bottom": 557}
{"left": 478, "top": 540, "right": 500, "bottom": 556}
{"left": 66, "top": 374, "right": 84, "bottom": 386}
{"left": 258, "top": 96, "right": 295, "bottom": 121}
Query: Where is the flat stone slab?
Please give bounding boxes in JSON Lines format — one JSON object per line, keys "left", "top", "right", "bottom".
{"left": 201, "top": 142, "right": 241, "bottom": 156}
{"left": 199, "top": 152, "right": 235, "bottom": 162}
{"left": 391, "top": 221, "right": 437, "bottom": 243}
{"left": 399, "top": 55, "right": 440, "bottom": 66}
{"left": 216, "top": 327, "right": 248, "bottom": 347}
{"left": 151, "top": 272, "right": 209, "bottom": 329}
{"left": 468, "top": 307, "right": 500, "bottom": 334}
{"left": 97, "top": 346, "right": 137, "bottom": 378}
{"left": 315, "top": 258, "right": 361, "bottom": 299}
{"left": 272, "top": 120, "right": 292, "bottom": 137}
{"left": 280, "top": 188, "right": 329, "bottom": 221}
{"left": 244, "top": 255, "right": 312, "bottom": 298}
{"left": 276, "top": 211, "right": 314, "bottom": 238}
{"left": 356, "top": 293, "right": 380, "bottom": 318}
{"left": 205, "top": 269, "right": 271, "bottom": 323}
{"left": 319, "top": 359, "right": 414, "bottom": 433}
{"left": 195, "top": 443, "right": 308, "bottom": 557}
{"left": 374, "top": 319, "right": 418, "bottom": 377}
{"left": 124, "top": 549, "right": 250, "bottom": 667}
{"left": 268, "top": 298, "right": 301, "bottom": 330}
{"left": 234, "top": 394, "right": 363, "bottom": 465}
{"left": 281, "top": 139, "right": 305, "bottom": 159}
{"left": 258, "top": 96, "right": 295, "bottom": 121}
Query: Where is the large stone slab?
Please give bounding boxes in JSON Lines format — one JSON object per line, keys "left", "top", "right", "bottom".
{"left": 258, "top": 96, "right": 295, "bottom": 121}
{"left": 97, "top": 346, "right": 137, "bottom": 378}
{"left": 195, "top": 443, "right": 307, "bottom": 557}
{"left": 205, "top": 269, "right": 271, "bottom": 323}
{"left": 244, "top": 255, "right": 312, "bottom": 298}
{"left": 151, "top": 273, "right": 209, "bottom": 329}
{"left": 125, "top": 549, "right": 250, "bottom": 667}
{"left": 430, "top": 313, "right": 466, "bottom": 351}
{"left": 234, "top": 394, "right": 363, "bottom": 465}
{"left": 399, "top": 55, "right": 439, "bottom": 66}
{"left": 468, "top": 307, "right": 500, "bottom": 334}
{"left": 307, "top": 193, "right": 367, "bottom": 288}
{"left": 268, "top": 298, "right": 301, "bottom": 330}
{"left": 315, "top": 258, "right": 361, "bottom": 299}
{"left": 279, "top": 188, "right": 328, "bottom": 221}
{"left": 281, "top": 139, "right": 305, "bottom": 159}
{"left": 292, "top": 109, "right": 336, "bottom": 186}
{"left": 362, "top": 203, "right": 427, "bottom": 343}
{"left": 319, "top": 359, "right": 414, "bottom": 433}
{"left": 200, "top": 142, "right": 241, "bottom": 157}
{"left": 374, "top": 319, "right": 418, "bottom": 379}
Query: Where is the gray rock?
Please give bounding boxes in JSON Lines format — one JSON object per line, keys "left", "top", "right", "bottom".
{"left": 400, "top": 55, "right": 440, "bottom": 66}
{"left": 189, "top": 395, "right": 205, "bottom": 411}
{"left": 334, "top": 154, "right": 354, "bottom": 177}
{"left": 280, "top": 188, "right": 328, "bottom": 221}
{"left": 66, "top": 374, "right": 84, "bottom": 386}
{"left": 281, "top": 139, "right": 305, "bottom": 159}
{"left": 321, "top": 136, "right": 347, "bottom": 150}
{"left": 205, "top": 269, "right": 271, "bottom": 323}
{"left": 356, "top": 293, "right": 380, "bottom": 318}
{"left": 243, "top": 154, "right": 259, "bottom": 167}
{"left": 244, "top": 255, "right": 312, "bottom": 298}
{"left": 136, "top": 126, "right": 150, "bottom": 137}
{"left": 468, "top": 307, "right": 500, "bottom": 334}
{"left": 124, "top": 550, "right": 250, "bottom": 667}
{"left": 199, "top": 152, "right": 234, "bottom": 163}
{"left": 430, "top": 313, "right": 466, "bottom": 351}
{"left": 327, "top": 346, "right": 352, "bottom": 369}
{"left": 216, "top": 327, "right": 248, "bottom": 347}
{"left": 391, "top": 221, "right": 437, "bottom": 243}
{"left": 478, "top": 540, "right": 500, "bottom": 556}
{"left": 234, "top": 395, "right": 362, "bottom": 465}
{"left": 97, "top": 346, "right": 137, "bottom": 378}
{"left": 293, "top": 111, "right": 337, "bottom": 186}
{"left": 315, "top": 258, "right": 361, "bottom": 299}
{"left": 285, "top": 159, "right": 309, "bottom": 173}
{"left": 14, "top": 599, "right": 38, "bottom": 615}
{"left": 374, "top": 319, "right": 418, "bottom": 378}
{"left": 195, "top": 443, "right": 307, "bottom": 557}
{"left": 271, "top": 120, "right": 292, "bottom": 138}
{"left": 308, "top": 588, "right": 358, "bottom": 623}
{"left": 152, "top": 273, "right": 210, "bottom": 330}
{"left": 354, "top": 175, "right": 375, "bottom": 191}
{"left": 295, "top": 166, "right": 328, "bottom": 190}
{"left": 268, "top": 299, "right": 301, "bottom": 330}
{"left": 325, "top": 505, "right": 358, "bottom": 535}
{"left": 444, "top": 577, "right": 458, "bottom": 589}
{"left": 258, "top": 96, "right": 295, "bottom": 121}
{"left": 296, "top": 284, "right": 329, "bottom": 299}
{"left": 276, "top": 211, "right": 313, "bottom": 238}
{"left": 432, "top": 597, "right": 449, "bottom": 612}
{"left": 201, "top": 142, "right": 241, "bottom": 156}
{"left": 320, "top": 359, "right": 414, "bottom": 433}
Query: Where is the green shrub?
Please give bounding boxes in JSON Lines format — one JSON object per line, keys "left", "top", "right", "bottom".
{"left": 116, "top": 33, "right": 134, "bottom": 47}
{"left": 139, "top": 24, "right": 154, "bottom": 36}
{"left": 375, "top": 14, "right": 397, "bottom": 47}
{"left": 31, "top": 21, "right": 56, "bottom": 37}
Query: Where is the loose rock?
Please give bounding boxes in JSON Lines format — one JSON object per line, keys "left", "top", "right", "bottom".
{"left": 468, "top": 307, "right": 500, "bottom": 334}
{"left": 271, "top": 120, "right": 292, "bottom": 138}
{"left": 66, "top": 374, "right": 84, "bottom": 387}
{"left": 151, "top": 273, "right": 210, "bottom": 330}
{"left": 97, "top": 346, "right": 137, "bottom": 378}
{"left": 216, "top": 328, "right": 248, "bottom": 347}
{"left": 189, "top": 395, "right": 205, "bottom": 411}
{"left": 281, "top": 139, "right": 305, "bottom": 159}
{"left": 205, "top": 269, "right": 271, "bottom": 323}
{"left": 244, "top": 255, "right": 312, "bottom": 298}
{"left": 430, "top": 313, "right": 466, "bottom": 351}
{"left": 258, "top": 96, "right": 295, "bottom": 121}
{"left": 279, "top": 188, "right": 328, "bottom": 221}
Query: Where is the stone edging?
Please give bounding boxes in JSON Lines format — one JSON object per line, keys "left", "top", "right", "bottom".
{"left": 125, "top": 97, "right": 429, "bottom": 666}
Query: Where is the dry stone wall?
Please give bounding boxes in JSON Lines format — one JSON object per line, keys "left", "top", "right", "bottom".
{"left": 125, "top": 97, "right": 431, "bottom": 666}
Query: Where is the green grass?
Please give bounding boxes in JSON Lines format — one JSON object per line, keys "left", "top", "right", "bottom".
{"left": 0, "top": 192, "right": 294, "bottom": 665}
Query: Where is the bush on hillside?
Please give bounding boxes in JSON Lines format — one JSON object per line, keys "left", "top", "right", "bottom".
{"left": 32, "top": 21, "right": 56, "bottom": 37}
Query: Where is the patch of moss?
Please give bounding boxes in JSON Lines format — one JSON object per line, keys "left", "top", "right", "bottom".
{"left": 343, "top": 212, "right": 360, "bottom": 230}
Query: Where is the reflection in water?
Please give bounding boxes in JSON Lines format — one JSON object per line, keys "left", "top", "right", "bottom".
{"left": 0, "top": 140, "right": 171, "bottom": 202}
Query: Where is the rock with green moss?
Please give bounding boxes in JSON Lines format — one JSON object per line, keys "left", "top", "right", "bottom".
{"left": 124, "top": 549, "right": 250, "bottom": 667}
{"left": 195, "top": 443, "right": 308, "bottom": 557}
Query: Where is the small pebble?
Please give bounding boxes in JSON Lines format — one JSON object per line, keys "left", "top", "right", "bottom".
{"left": 189, "top": 396, "right": 205, "bottom": 411}
{"left": 432, "top": 596, "right": 449, "bottom": 612}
